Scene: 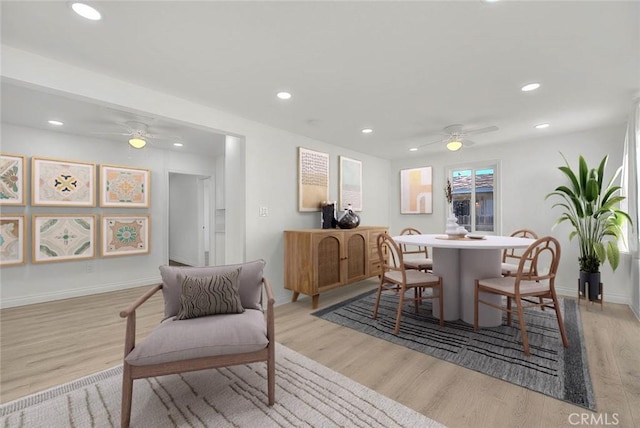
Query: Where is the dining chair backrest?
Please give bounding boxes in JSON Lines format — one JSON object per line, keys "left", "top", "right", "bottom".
{"left": 377, "top": 232, "right": 405, "bottom": 275}
{"left": 399, "top": 227, "right": 429, "bottom": 258}
{"left": 515, "top": 236, "right": 561, "bottom": 285}
{"left": 503, "top": 228, "right": 539, "bottom": 264}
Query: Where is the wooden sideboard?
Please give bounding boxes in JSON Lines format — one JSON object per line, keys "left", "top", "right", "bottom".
{"left": 284, "top": 226, "right": 388, "bottom": 308}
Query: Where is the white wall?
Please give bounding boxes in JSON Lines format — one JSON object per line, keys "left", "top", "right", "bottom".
{"left": 0, "top": 123, "right": 216, "bottom": 307}
{"left": 389, "top": 124, "right": 635, "bottom": 305}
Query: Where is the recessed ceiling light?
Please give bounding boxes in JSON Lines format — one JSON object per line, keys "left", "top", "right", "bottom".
{"left": 71, "top": 3, "right": 102, "bottom": 21}
{"left": 173, "top": 142, "right": 184, "bottom": 147}
{"left": 361, "top": 128, "right": 373, "bottom": 134}
{"left": 276, "top": 92, "right": 292, "bottom": 100}
{"left": 47, "top": 120, "right": 64, "bottom": 126}
{"left": 409, "top": 148, "right": 418, "bottom": 152}
{"left": 521, "top": 83, "right": 541, "bottom": 92}
{"left": 535, "top": 123, "right": 550, "bottom": 129}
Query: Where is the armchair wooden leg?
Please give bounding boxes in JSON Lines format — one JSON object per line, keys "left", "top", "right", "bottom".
{"left": 267, "top": 347, "right": 275, "bottom": 406}
{"left": 121, "top": 363, "right": 133, "bottom": 428}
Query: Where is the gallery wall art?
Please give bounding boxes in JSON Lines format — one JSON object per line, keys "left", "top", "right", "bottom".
{"left": 32, "top": 157, "right": 95, "bottom": 207}
{"left": 298, "top": 147, "right": 329, "bottom": 212}
{"left": 100, "top": 164, "right": 150, "bottom": 208}
{"left": 339, "top": 156, "right": 363, "bottom": 211}
{"left": 0, "top": 153, "right": 26, "bottom": 206}
{"left": 32, "top": 214, "right": 96, "bottom": 263}
{"left": 101, "top": 214, "right": 150, "bottom": 257}
{"left": 400, "top": 166, "right": 433, "bottom": 214}
{"left": 0, "top": 215, "right": 26, "bottom": 267}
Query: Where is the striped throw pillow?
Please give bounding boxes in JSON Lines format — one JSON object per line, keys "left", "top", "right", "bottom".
{"left": 176, "top": 268, "right": 245, "bottom": 320}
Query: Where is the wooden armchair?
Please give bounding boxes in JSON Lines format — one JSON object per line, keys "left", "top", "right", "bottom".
{"left": 119, "top": 260, "right": 275, "bottom": 428}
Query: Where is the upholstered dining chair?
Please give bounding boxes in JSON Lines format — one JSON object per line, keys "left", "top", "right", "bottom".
{"left": 398, "top": 227, "right": 433, "bottom": 272}
{"left": 501, "top": 228, "right": 539, "bottom": 276}
{"left": 474, "top": 236, "right": 567, "bottom": 356}
{"left": 373, "top": 232, "right": 444, "bottom": 334}
{"left": 119, "top": 260, "right": 275, "bottom": 428}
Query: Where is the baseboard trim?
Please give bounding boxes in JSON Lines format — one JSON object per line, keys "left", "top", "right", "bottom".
{"left": 0, "top": 276, "right": 161, "bottom": 309}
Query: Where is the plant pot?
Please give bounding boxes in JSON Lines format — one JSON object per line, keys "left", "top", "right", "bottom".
{"left": 579, "top": 271, "right": 601, "bottom": 301}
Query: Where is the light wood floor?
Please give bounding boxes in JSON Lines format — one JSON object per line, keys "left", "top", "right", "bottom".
{"left": 1, "top": 281, "right": 638, "bottom": 428}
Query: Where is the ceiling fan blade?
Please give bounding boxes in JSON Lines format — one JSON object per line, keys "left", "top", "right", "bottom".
{"left": 464, "top": 125, "right": 498, "bottom": 135}
{"left": 90, "top": 131, "right": 131, "bottom": 136}
{"left": 417, "top": 137, "right": 447, "bottom": 148}
{"left": 463, "top": 139, "right": 476, "bottom": 147}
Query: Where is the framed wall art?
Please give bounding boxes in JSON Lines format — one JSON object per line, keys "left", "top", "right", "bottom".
{"left": 100, "top": 164, "right": 150, "bottom": 208}
{"left": 400, "top": 166, "right": 433, "bottom": 214}
{"left": 298, "top": 147, "right": 329, "bottom": 212}
{"left": 32, "top": 214, "right": 96, "bottom": 263}
{"left": 0, "top": 214, "right": 26, "bottom": 267}
{"left": 31, "top": 157, "right": 95, "bottom": 207}
{"left": 101, "top": 214, "right": 150, "bottom": 257}
{"left": 339, "top": 156, "right": 362, "bottom": 211}
{"left": 0, "top": 153, "right": 26, "bottom": 206}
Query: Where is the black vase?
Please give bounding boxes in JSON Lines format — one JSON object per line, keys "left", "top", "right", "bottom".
{"left": 579, "top": 271, "right": 601, "bottom": 301}
{"left": 337, "top": 209, "right": 360, "bottom": 229}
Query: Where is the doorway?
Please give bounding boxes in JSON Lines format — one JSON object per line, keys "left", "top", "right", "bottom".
{"left": 168, "top": 172, "right": 214, "bottom": 266}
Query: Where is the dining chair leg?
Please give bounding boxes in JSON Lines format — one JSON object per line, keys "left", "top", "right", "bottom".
{"left": 372, "top": 280, "right": 384, "bottom": 320}
{"left": 506, "top": 297, "right": 512, "bottom": 326}
{"left": 394, "top": 289, "right": 405, "bottom": 334}
{"left": 515, "top": 298, "right": 530, "bottom": 356}
{"left": 551, "top": 293, "right": 569, "bottom": 348}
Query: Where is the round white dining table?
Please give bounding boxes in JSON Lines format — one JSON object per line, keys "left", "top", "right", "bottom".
{"left": 392, "top": 233, "right": 536, "bottom": 327}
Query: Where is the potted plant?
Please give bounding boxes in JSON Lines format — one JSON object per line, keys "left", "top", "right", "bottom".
{"left": 546, "top": 153, "right": 632, "bottom": 300}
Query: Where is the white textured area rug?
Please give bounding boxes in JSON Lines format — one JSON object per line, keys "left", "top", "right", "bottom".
{"left": 0, "top": 344, "right": 445, "bottom": 428}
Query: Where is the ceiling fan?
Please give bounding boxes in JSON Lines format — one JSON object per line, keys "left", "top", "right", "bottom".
{"left": 417, "top": 124, "right": 499, "bottom": 151}
{"left": 92, "top": 121, "right": 176, "bottom": 149}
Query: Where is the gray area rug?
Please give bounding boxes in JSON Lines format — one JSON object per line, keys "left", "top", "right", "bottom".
{"left": 0, "top": 344, "right": 445, "bottom": 428}
{"left": 313, "top": 290, "right": 596, "bottom": 411}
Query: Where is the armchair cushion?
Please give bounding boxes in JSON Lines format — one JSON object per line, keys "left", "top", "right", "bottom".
{"left": 159, "top": 259, "right": 266, "bottom": 318}
{"left": 176, "top": 269, "right": 244, "bottom": 320}
{"left": 125, "top": 309, "right": 268, "bottom": 366}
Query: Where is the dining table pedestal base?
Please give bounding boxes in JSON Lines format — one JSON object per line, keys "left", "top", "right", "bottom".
{"left": 432, "top": 247, "right": 503, "bottom": 327}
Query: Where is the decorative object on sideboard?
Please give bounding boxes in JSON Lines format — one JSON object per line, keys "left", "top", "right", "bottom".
{"left": 337, "top": 204, "right": 360, "bottom": 229}
{"left": 321, "top": 201, "right": 337, "bottom": 229}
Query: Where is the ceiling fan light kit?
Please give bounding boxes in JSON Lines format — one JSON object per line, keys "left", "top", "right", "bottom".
{"left": 128, "top": 137, "right": 147, "bottom": 149}
{"left": 446, "top": 140, "right": 463, "bottom": 151}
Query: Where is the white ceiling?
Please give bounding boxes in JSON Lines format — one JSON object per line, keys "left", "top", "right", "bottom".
{"left": 1, "top": 1, "right": 639, "bottom": 160}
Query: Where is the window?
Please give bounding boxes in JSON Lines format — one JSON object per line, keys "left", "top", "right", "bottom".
{"left": 449, "top": 162, "right": 499, "bottom": 233}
